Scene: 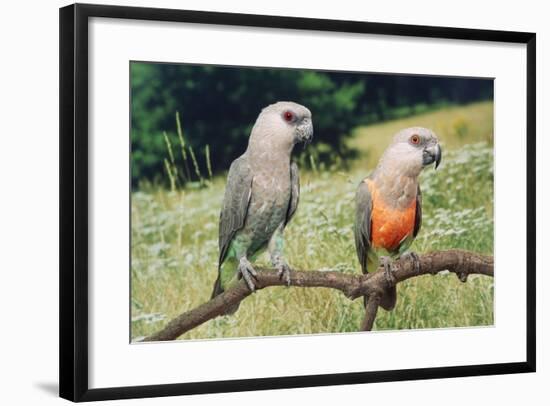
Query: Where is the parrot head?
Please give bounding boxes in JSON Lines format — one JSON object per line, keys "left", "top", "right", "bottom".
{"left": 379, "top": 127, "right": 442, "bottom": 177}
{"left": 250, "top": 101, "right": 313, "bottom": 151}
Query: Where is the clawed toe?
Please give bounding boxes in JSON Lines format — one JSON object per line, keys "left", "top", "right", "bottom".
{"left": 277, "top": 264, "right": 292, "bottom": 287}
{"left": 403, "top": 252, "right": 420, "bottom": 274}
{"left": 381, "top": 256, "right": 395, "bottom": 286}
{"left": 238, "top": 258, "right": 258, "bottom": 292}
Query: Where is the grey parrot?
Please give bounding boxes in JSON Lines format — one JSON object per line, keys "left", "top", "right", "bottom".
{"left": 211, "top": 101, "right": 313, "bottom": 314}
{"left": 354, "top": 127, "right": 441, "bottom": 310}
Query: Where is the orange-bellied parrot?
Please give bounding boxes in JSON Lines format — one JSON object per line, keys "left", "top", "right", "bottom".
{"left": 354, "top": 127, "right": 441, "bottom": 310}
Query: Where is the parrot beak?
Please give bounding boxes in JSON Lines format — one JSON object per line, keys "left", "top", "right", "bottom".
{"left": 297, "top": 118, "right": 314, "bottom": 146}
{"left": 434, "top": 144, "right": 442, "bottom": 169}
{"left": 422, "top": 143, "right": 442, "bottom": 169}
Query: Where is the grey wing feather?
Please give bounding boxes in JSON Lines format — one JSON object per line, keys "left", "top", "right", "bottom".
{"left": 285, "top": 161, "right": 300, "bottom": 225}
{"left": 218, "top": 155, "right": 253, "bottom": 267}
{"left": 413, "top": 184, "right": 422, "bottom": 237}
{"left": 354, "top": 180, "right": 373, "bottom": 274}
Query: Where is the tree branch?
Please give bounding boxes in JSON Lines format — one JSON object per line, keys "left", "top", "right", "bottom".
{"left": 142, "top": 249, "right": 493, "bottom": 342}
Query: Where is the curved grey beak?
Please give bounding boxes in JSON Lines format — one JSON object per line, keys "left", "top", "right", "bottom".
{"left": 423, "top": 143, "right": 442, "bottom": 169}
{"left": 435, "top": 144, "right": 442, "bottom": 169}
{"left": 297, "top": 118, "right": 314, "bottom": 145}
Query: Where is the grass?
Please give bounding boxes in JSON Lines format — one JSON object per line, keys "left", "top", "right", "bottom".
{"left": 131, "top": 100, "right": 494, "bottom": 341}
{"left": 348, "top": 101, "right": 494, "bottom": 170}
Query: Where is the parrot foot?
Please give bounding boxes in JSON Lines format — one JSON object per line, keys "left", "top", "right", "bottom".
{"left": 276, "top": 261, "right": 292, "bottom": 287}
{"left": 402, "top": 251, "right": 421, "bottom": 275}
{"left": 238, "top": 257, "right": 258, "bottom": 292}
{"left": 381, "top": 256, "right": 396, "bottom": 287}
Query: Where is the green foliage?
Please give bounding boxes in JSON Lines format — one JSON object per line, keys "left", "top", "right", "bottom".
{"left": 131, "top": 64, "right": 364, "bottom": 186}
{"left": 131, "top": 103, "right": 494, "bottom": 340}
{"left": 131, "top": 63, "right": 493, "bottom": 186}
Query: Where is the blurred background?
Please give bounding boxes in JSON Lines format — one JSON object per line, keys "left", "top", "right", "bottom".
{"left": 131, "top": 63, "right": 492, "bottom": 188}
{"left": 131, "top": 63, "right": 494, "bottom": 340}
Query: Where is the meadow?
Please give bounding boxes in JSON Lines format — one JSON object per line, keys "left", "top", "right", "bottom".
{"left": 131, "top": 100, "right": 494, "bottom": 341}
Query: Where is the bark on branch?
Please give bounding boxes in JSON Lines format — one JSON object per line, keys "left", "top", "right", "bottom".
{"left": 142, "top": 249, "right": 493, "bottom": 342}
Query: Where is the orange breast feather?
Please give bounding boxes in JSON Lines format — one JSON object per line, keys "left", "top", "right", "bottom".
{"left": 366, "top": 180, "right": 416, "bottom": 252}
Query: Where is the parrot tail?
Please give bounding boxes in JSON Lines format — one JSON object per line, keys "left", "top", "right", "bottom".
{"left": 210, "top": 275, "right": 240, "bottom": 315}
{"left": 363, "top": 286, "right": 397, "bottom": 311}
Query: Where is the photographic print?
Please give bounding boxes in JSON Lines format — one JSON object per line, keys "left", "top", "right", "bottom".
{"left": 130, "top": 62, "right": 494, "bottom": 342}
{"left": 60, "top": 5, "right": 535, "bottom": 400}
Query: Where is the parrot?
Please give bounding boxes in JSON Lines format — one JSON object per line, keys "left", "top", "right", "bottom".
{"left": 211, "top": 101, "right": 313, "bottom": 314}
{"left": 354, "top": 127, "right": 441, "bottom": 311}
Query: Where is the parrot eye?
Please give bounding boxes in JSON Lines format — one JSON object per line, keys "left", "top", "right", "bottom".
{"left": 410, "top": 134, "right": 421, "bottom": 145}
{"left": 283, "top": 111, "right": 294, "bottom": 122}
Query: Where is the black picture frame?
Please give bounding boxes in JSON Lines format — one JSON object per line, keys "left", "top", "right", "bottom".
{"left": 59, "top": 3, "right": 536, "bottom": 402}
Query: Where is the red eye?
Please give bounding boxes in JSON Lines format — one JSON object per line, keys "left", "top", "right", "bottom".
{"left": 410, "top": 134, "right": 420, "bottom": 144}
{"left": 283, "top": 111, "right": 294, "bottom": 122}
